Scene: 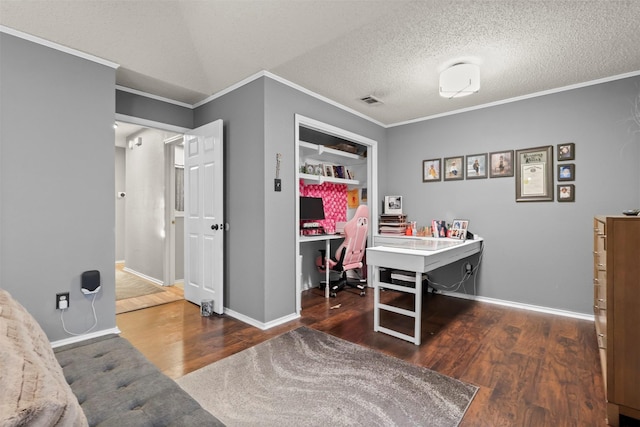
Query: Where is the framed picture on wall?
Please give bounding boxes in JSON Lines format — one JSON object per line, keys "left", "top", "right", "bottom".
{"left": 557, "top": 143, "right": 575, "bottom": 161}
{"left": 423, "top": 158, "right": 441, "bottom": 182}
{"left": 558, "top": 164, "right": 575, "bottom": 181}
{"left": 444, "top": 156, "right": 464, "bottom": 181}
{"left": 384, "top": 195, "right": 403, "bottom": 214}
{"left": 515, "top": 145, "right": 554, "bottom": 202}
{"left": 558, "top": 184, "right": 575, "bottom": 202}
{"left": 465, "top": 153, "right": 487, "bottom": 179}
{"left": 489, "top": 150, "right": 514, "bottom": 178}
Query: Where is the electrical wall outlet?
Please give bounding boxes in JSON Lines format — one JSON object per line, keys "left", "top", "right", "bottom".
{"left": 56, "top": 292, "right": 69, "bottom": 310}
{"left": 464, "top": 262, "right": 473, "bottom": 275}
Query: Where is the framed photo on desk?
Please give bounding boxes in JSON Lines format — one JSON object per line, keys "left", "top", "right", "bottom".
{"left": 384, "top": 195, "right": 403, "bottom": 214}
{"left": 450, "top": 219, "right": 469, "bottom": 240}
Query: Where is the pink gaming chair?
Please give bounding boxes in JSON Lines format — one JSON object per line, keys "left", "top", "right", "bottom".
{"left": 318, "top": 205, "right": 369, "bottom": 297}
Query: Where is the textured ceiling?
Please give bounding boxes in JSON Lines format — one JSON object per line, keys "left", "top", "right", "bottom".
{"left": 2, "top": 1, "right": 639, "bottom": 126}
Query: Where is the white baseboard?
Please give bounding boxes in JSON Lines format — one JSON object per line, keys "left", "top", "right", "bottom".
{"left": 51, "top": 327, "right": 121, "bottom": 349}
{"left": 224, "top": 308, "right": 300, "bottom": 330}
{"left": 439, "top": 291, "right": 594, "bottom": 321}
{"left": 122, "top": 267, "right": 164, "bottom": 286}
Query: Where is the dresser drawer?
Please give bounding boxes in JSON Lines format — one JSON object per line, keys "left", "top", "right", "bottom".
{"left": 594, "top": 249, "right": 606, "bottom": 271}
{"left": 594, "top": 283, "right": 607, "bottom": 311}
{"left": 596, "top": 331, "right": 607, "bottom": 350}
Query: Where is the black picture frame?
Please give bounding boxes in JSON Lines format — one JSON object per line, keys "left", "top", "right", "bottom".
{"left": 423, "top": 158, "right": 441, "bottom": 182}
{"left": 558, "top": 184, "right": 575, "bottom": 202}
{"left": 465, "top": 153, "right": 488, "bottom": 179}
{"left": 444, "top": 156, "right": 464, "bottom": 181}
{"left": 489, "top": 150, "right": 514, "bottom": 178}
{"left": 557, "top": 164, "right": 575, "bottom": 181}
{"left": 557, "top": 143, "right": 575, "bottom": 161}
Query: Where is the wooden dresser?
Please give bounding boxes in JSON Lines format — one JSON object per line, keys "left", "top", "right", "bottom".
{"left": 593, "top": 215, "right": 640, "bottom": 426}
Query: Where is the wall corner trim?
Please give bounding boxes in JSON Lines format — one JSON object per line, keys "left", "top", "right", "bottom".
{"left": 224, "top": 308, "right": 300, "bottom": 330}
{"left": 0, "top": 25, "right": 119, "bottom": 69}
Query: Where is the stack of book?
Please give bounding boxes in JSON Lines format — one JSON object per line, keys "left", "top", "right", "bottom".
{"left": 379, "top": 214, "right": 408, "bottom": 235}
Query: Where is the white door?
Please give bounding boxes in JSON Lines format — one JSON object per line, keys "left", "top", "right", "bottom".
{"left": 183, "top": 120, "right": 224, "bottom": 314}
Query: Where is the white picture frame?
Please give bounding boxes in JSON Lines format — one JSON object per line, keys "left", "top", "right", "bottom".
{"left": 384, "top": 195, "right": 403, "bottom": 214}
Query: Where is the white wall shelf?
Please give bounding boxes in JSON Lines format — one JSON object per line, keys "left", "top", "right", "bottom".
{"left": 299, "top": 172, "right": 360, "bottom": 186}
{"left": 298, "top": 140, "right": 365, "bottom": 165}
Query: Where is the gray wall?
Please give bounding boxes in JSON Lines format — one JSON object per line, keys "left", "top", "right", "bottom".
{"left": 124, "top": 128, "right": 166, "bottom": 281}
{"left": 384, "top": 76, "right": 640, "bottom": 314}
{"left": 0, "top": 33, "right": 117, "bottom": 340}
{"left": 116, "top": 89, "right": 193, "bottom": 129}
{"left": 262, "top": 78, "right": 386, "bottom": 321}
{"left": 115, "top": 147, "right": 126, "bottom": 262}
{"left": 193, "top": 76, "right": 386, "bottom": 323}
{"left": 195, "top": 78, "right": 267, "bottom": 321}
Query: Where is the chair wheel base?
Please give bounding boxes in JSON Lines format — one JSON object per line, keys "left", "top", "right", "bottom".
{"left": 360, "top": 291, "right": 366, "bottom": 297}
{"left": 330, "top": 292, "right": 337, "bottom": 298}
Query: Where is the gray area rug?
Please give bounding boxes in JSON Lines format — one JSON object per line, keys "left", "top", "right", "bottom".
{"left": 115, "top": 268, "right": 164, "bottom": 300}
{"left": 176, "top": 327, "right": 477, "bottom": 426}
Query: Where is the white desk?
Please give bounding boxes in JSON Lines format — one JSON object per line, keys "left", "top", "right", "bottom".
{"left": 299, "top": 234, "right": 344, "bottom": 298}
{"left": 366, "top": 235, "right": 483, "bottom": 345}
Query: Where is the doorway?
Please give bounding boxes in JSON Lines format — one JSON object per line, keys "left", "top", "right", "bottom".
{"left": 114, "top": 121, "right": 186, "bottom": 313}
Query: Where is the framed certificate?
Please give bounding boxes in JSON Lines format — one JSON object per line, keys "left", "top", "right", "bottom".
{"left": 515, "top": 146, "right": 554, "bottom": 202}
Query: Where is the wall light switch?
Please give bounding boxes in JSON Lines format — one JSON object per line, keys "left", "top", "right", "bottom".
{"left": 274, "top": 179, "right": 282, "bottom": 192}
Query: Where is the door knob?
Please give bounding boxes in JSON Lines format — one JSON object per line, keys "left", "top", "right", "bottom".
{"left": 211, "top": 224, "right": 219, "bottom": 230}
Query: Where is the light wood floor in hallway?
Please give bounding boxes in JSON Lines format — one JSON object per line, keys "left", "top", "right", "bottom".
{"left": 117, "top": 288, "right": 640, "bottom": 427}
{"left": 115, "top": 264, "right": 183, "bottom": 314}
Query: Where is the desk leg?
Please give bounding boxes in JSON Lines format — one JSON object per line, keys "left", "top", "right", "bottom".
{"left": 325, "top": 239, "right": 331, "bottom": 298}
{"left": 414, "top": 271, "right": 422, "bottom": 345}
{"left": 373, "top": 266, "right": 380, "bottom": 332}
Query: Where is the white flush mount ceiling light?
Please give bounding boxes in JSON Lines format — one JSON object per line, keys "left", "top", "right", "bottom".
{"left": 439, "top": 63, "right": 480, "bottom": 98}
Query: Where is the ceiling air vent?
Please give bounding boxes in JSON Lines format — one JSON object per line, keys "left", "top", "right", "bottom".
{"left": 360, "top": 95, "right": 383, "bottom": 105}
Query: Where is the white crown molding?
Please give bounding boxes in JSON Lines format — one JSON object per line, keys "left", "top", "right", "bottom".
{"left": 50, "top": 327, "right": 121, "bottom": 348}
{"left": 441, "top": 291, "right": 594, "bottom": 321}
{"left": 192, "top": 71, "right": 265, "bottom": 108}
{"left": 193, "top": 70, "right": 387, "bottom": 128}
{"left": 261, "top": 71, "right": 387, "bottom": 128}
{"left": 389, "top": 70, "right": 640, "bottom": 128}
{"left": 3, "top": 24, "right": 637, "bottom": 129}
{"left": 0, "top": 25, "right": 119, "bottom": 69}
{"left": 116, "top": 85, "right": 193, "bottom": 109}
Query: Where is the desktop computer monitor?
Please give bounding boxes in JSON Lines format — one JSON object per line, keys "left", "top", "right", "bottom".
{"left": 300, "top": 196, "right": 325, "bottom": 221}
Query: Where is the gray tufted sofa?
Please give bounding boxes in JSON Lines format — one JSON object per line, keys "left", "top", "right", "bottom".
{"left": 1, "top": 288, "right": 222, "bottom": 426}
{"left": 54, "top": 334, "right": 224, "bottom": 426}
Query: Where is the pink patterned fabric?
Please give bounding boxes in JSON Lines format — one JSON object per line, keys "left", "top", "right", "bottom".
{"left": 299, "top": 180, "right": 347, "bottom": 233}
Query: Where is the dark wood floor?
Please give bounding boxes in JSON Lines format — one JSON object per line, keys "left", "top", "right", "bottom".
{"left": 117, "top": 287, "right": 639, "bottom": 426}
